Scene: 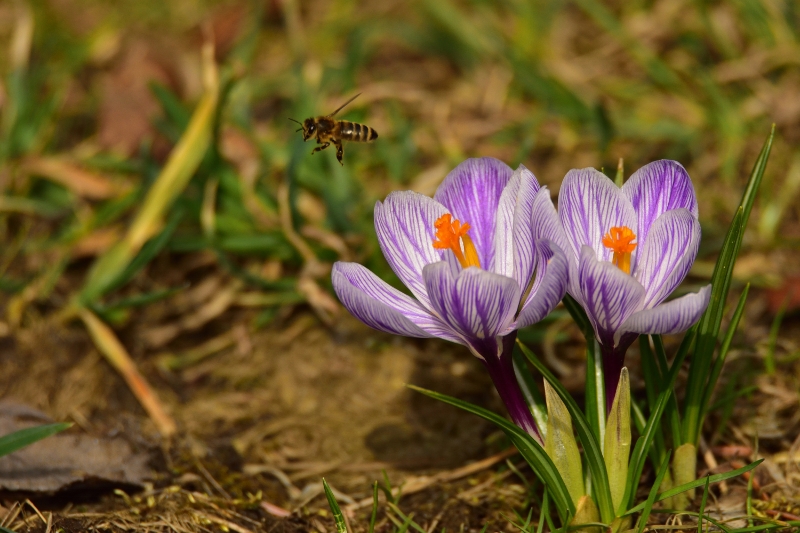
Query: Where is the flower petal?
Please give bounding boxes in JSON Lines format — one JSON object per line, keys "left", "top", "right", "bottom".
{"left": 558, "top": 168, "right": 637, "bottom": 265}
{"left": 434, "top": 157, "right": 513, "bottom": 269}
{"left": 516, "top": 239, "right": 569, "bottom": 328}
{"left": 577, "top": 246, "right": 645, "bottom": 345}
{"left": 616, "top": 285, "right": 711, "bottom": 344}
{"left": 332, "top": 262, "right": 460, "bottom": 342}
{"left": 423, "top": 262, "right": 520, "bottom": 346}
{"left": 374, "top": 191, "right": 448, "bottom": 308}
{"left": 633, "top": 209, "right": 701, "bottom": 308}
{"left": 333, "top": 263, "right": 438, "bottom": 339}
{"left": 492, "top": 164, "right": 541, "bottom": 288}
{"left": 530, "top": 186, "right": 577, "bottom": 298}
{"left": 622, "top": 160, "right": 698, "bottom": 248}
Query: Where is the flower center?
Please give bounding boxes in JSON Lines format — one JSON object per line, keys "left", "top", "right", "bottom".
{"left": 433, "top": 214, "right": 481, "bottom": 269}
{"left": 602, "top": 226, "right": 637, "bottom": 274}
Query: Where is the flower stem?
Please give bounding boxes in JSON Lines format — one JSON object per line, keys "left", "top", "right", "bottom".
{"left": 481, "top": 333, "right": 542, "bottom": 443}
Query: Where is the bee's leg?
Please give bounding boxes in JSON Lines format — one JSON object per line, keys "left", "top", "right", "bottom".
{"left": 311, "top": 142, "right": 330, "bottom": 155}
{"left": 333, "top": 139, "right": 344, "bottom": 166}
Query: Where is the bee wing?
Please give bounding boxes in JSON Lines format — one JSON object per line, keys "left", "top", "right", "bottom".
{"left": 328, "top": 93, "right": 361, "bottom": 117}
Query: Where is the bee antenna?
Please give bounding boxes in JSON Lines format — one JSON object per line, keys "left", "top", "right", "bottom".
{"left": 288, "top": 118, "right": 303, "bottom": 126}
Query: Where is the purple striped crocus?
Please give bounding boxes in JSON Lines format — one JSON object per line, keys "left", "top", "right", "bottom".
{"left": 554, "top": 160, "right": 711, "bottom": 406}
{"left": 332, "top": 158, "right": 569, "bottom": 441}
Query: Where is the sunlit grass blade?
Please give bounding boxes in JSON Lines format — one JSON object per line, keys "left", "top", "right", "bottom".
{"left": 80, "top": 65, "right": 220, "bottom": 304}
{"left": 635, "top": 453, "right": 671, "bottom": 533}
{"left": 624, "top": 459, "right": 763, "bottom": 515}
{"left": 0, "top": 422, "right": 71, "bottom": 457}
{"left": 516, "top": 342, "right": 614, "bottom": 524}
{"left": 387, "top": 502, "right": 426, "bottom": 533}
{"left": 408, "top": 384, "right": 576, "bottom": 520}
{"left": 624, "top": 328, "right": 695, "bottom": 511}
{"left": 684, "top": 126, "right": 774, "bottom": 446}
{"left": 322, "top": 478, "right": 348, "bottom": 533}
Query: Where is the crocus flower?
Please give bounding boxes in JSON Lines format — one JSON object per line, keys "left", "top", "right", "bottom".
{"left": 332, "top": 158, "right": 569, "bottom": 441}
{"left": 554, "top": 160, "right": 711, "bottom": 406}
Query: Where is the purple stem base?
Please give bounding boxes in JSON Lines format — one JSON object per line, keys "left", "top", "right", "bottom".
{"left": 480, "top": 333, "right": 541, "bottom": 442}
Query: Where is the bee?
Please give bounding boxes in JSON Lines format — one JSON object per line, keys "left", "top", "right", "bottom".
{"left": 289, "top": 94, "right": 378, "bottom": 165}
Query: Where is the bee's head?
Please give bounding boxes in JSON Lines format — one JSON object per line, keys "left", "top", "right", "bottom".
{"left": 301, "top": 118, "right": 316, "bottom": 141}
{"left": 289, "top": 117, "right": 314, "bottom": 141}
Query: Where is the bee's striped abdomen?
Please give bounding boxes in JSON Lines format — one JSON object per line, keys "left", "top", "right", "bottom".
{"left": 339, "top": 121, "right": 378, "bottom": 142}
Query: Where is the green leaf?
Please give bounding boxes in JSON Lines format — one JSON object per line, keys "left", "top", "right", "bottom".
{"left": 544, "top": 381, "right": 585, "bottom": 506}
{"left": 604, "top": 368, "right": 631, "bottom": 512}
{"left": 0, "top": 422, "right": 72, "bottom": 458}
{"left": 322, "top": 478, "right": 348, "bottom": 533}
{"left": 624, "top": 459, "right": 763, "bottom": 516}
{"left": 408, "top": 384, "right": 576, "bottom": 520}
{"left": 635, "top": 453, "right": 671, "bottom": 533}
{"left": 684, "top": 126, "right": 774, "bottom": 446}
{"left": 516, "top": 342, "right": 614, "bottom": 523}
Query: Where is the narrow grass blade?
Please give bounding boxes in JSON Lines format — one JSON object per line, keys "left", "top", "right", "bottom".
{"left": 369, "top": 481, "right": 378, "bottom": 533}
{"left": 408, "top": 384, "right": 575, "bottom": 519}
{"left": 0, "top": 422, "right": 71, "bottom": 457}
{"left": 322, "top": 478, "right": 348, "bottom": 533}
{"left": 651, "top": 335, "right": 682, "bottom": 451}
{"left": 635, "top": 453, "right": 671, "bottom": 533}
{"left": 624, "top": 459, "right": 763, "bottom": 515}
{"left": 516, "top": 342, "right": 614, "bottom": 524}
{"left": 684, "top": 127, "right": 774, "bottom": 446}
{"left": 698, "top": 476, "right": 710, "bottom": 533}
{"left": 623, "top": 328, "right": 695, "bottom": 511}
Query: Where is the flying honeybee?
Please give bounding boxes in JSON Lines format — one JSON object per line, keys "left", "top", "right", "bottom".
{"left": 289, "top": 94, "right": 378, "bottom": 165}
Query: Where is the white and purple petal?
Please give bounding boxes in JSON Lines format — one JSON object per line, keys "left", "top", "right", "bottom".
{"left": 423, "top": 262, "right": 520, "bottom": 350}
{"left": 434, "top": 158, "right": 513, "bottom": 270}
{"left": 615, "top": 285, "right": 711, "bottom": 344}
{"left": 558, "top": 168, "right": 637, "bottom": 265}
{"left": 332, "top": 262, "right": 461, "bottom": 342}
{"left": 374, "top": 191, "right": 448, "bottom": 308}
{"left": 530, "top": 185, "right": 578, "bottom": 298}
{"left": 622, "top": 160, "right": 698, "bottom": 247}
{"left": 492, "top": 165, "right": 541, "bottom": 288}
{"left": 577, "top": 246, "right": 645, "bottom": 345}
{"left": 333, "top": 264, "right": 437, "bottom": 339}
{"left": 633, "top": 209, "right": 701, "bottom": 309}
{"left": 516, "top": 239, "right": 569, "bottom": 329}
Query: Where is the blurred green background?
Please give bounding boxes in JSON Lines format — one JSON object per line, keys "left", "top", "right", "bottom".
{"left": 1, "top": 0, "right": 798, "bottom": 333}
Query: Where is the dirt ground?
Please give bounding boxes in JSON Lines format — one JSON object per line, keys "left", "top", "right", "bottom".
{"left": 1, "top": 270, "right": 800, "bottom": 532}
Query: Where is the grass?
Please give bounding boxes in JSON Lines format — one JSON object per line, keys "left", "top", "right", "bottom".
{"left": 0, "top": 0, "right": 799, "bottom": 531}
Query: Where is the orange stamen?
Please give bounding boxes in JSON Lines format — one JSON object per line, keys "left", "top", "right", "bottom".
{"left": 433, "top": 214, "right": 481, "bottom": 269}
{"left": 602, "top": 226, "right": 637, "bottom": 274}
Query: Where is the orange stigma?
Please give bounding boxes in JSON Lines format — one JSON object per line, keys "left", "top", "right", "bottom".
{"left": 602, "top": 226, "right": 637, "bottom": 274}
{"left": 433, "top": 214, "right": 481, "bottom": 269}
